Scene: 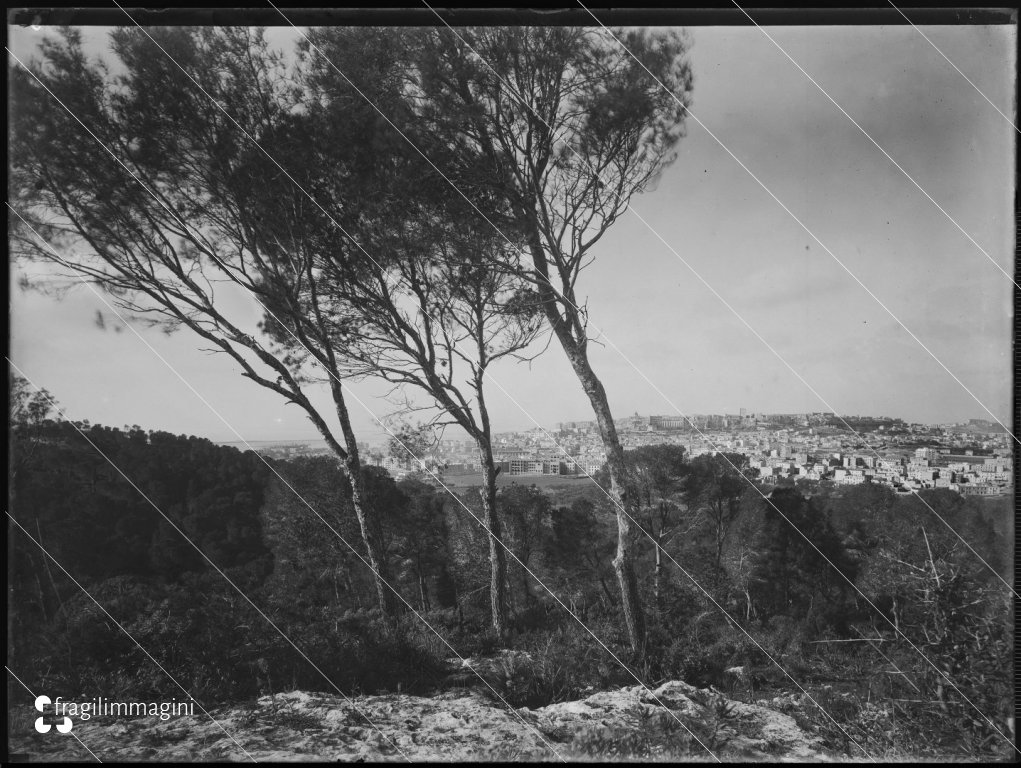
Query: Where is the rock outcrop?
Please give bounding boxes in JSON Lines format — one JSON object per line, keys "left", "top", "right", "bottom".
{"left": 9, "top": 677, "right": 833, "bottom": 762}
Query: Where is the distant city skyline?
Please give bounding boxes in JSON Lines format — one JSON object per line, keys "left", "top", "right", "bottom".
{"left": 212, "top": 409, "right": 1002, "bottom": 451}
{"left": 9, "top": 22, "right": 1014, "bottom": 446}
{"left": 220, "top": 408, "right": 1014, "bottom": 501}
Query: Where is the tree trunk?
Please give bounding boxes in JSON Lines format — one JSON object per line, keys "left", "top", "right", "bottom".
{"left": 653, "top": 532, "right": 663, "bottom": 613}
{"left": 32, "top": 561, "right": 48, "bottom": 621}
{"left": 343, "top": 453, "right": 399, "bottom": 621}
{"left": 418, "top": 568, "right": 430, "bottom": 612}
{"left": 328, "top": 384, "right": 398, "bottom": 622}
{"left": 571, "top": 352, "right": 646, "bottom": 656}
{"left": 525, "top": 231, "right": 645, "bottom": 655}
{"left": 479, "top": 448, "right": 508, "bottom": 640}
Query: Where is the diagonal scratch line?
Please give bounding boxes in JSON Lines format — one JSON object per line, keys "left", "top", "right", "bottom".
{"left": 4, "top": 531, "right": 256, "bottom": 762}
{"left": 333, "top": 388, "right": 726, "bottom": 758}
{"left": 15, "top": 15, "right": 1012, "bottom": 751}
{"left": 852, "top": 627, "right": 921, "bottom": 694}
{"left": 105, "top": 11, "right": 719, "bottom": 757}
{"left": 888, "top": 1, "right": 1019, "bottom": 134}
{"left": 6, "top": 362, "right": 411, "bottom": 762}
{"left": 733, "top": 0, "right": 1018, "bottom": 291}
{"left": 9, "top": 208, "right": 567, "bottom": 762}
{"left": 417, "top": 9, "right": 880, "bottom": 756}
{"left": 6, "top": 665, "right": 105, "bottom": 762}
{"left": 271, "top": 9, "right": 1017, "bottom": 751}
{"left": 46, "top": 10, "right": 712, "bottom": 754}
{"left": 422, "top": 2, "right": 1018, "bottom": 602}
{"left": 472, "top": 366, "right": 876, "bottom": 758}
{"left": 575, "top": 7, "right": 1019, "bottom": 751}
{"left": 366, "top": 8, "right": 1013, "bottom": 749}
{"left": 574, "top": 4, "right": 1015, "bottom": 444}
{"left": 13, "top": 22, "right": 716, "bottom": 757}
{"left": 278, "top": 7, "right": 1010, "bottom": 753}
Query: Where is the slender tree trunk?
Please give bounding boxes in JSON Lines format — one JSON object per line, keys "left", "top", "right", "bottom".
{"left": 301, "top": 258, "right": 398, "bottom": 622}
{"left": 329, "top": 385, "right": 399, "bottom": 622}
{"left": 570, "top": 353, "right": 646, "bottom": 655}
{"left": 32, "top": 562, "right": 48, "bottom": 621}
{"left": 526, "top": 233, "right": 645, "bottom": 655}
{"left": 653, "top": 532, "right": 663, "bottom": 613}
{"left": 479, "top": 447, "right": 508, "bottom": 640}
{"left": 473, "top": 373, "right": 508, "bottom": 641}
{"left": 343, "top": 453, "right": 398, "bottom": 621}
{"left": 417, "top": 563, "right": 431, "bottom": 612}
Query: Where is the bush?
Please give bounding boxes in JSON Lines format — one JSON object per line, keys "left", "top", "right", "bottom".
{"left": 485, "top": 623, "right": 632, "bottom": 708}
{"left": 22, "top": 578, "right": 452, "bottom": 705}
{"left": 345, "top": 620, "right": 450, "bottom": 695}
{"left": 491, "top": 641, "right": 574, "bottom": 708}
{"left": 249, "top": 614, "right": 450, "bottom": 697}
{"left": 647, "top": 609, "right": 760, "bottom": 690}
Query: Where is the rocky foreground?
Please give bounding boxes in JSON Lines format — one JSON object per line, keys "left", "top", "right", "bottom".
{"left": 9, "top": 667, "right": 840, "bottom": 762}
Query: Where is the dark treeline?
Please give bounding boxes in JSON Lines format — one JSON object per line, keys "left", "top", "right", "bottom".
{"left": 9, "top": 412, "right": 1012, "bottom": 756}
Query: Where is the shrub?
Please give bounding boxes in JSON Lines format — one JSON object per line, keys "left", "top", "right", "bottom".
{"left": 491, "top": 641, "right": 573, "bottom": 708}
{"left": 483, "top": 623, "right": 632, "bottom": 708}
{"left": 345, "top": 620, "right": 450, "bottom": 695}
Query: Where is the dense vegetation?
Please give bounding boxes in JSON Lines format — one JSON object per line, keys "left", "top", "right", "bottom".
{"left": 9, "top": 415, "right": 1013, "bottom": 759}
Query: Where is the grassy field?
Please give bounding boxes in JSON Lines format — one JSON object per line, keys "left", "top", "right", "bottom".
{"left": 442, "top": 472, "right": 591, "bottom": 490}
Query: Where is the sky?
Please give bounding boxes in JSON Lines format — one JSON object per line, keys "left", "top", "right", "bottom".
{"left": 8, "top": 21, "right": 1016, "bottom": 446}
